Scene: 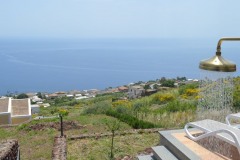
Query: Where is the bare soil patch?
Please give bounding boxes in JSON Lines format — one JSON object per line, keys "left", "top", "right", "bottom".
{"left": 29, "top": 121, "right": 83, "bottom": 131}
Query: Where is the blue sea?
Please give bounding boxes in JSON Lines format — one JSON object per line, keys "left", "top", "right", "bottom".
{"left": 0, "top": 38, "right": 239, "bottom": 95}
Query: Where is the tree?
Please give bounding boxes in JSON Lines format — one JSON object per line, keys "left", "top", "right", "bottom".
{"left": 159, "top": 77, "right": 166, "bottom": 83}
{"left": 153, "top": 84, "right": 159, "bottom": 89}
{"left": 161, "top": 80, "right": 175, "bottom": 87}
{"left": 16, "top": 93, "right": 28, "bottom": 99}
{"left": 177, "top": 76, "right": 187, "bottom": 81}
{"left": 104, "top": 119, "right": 121, "bottom": 159}
{"left": 144, "top": 84, "right": 151, "bottom": 90}
{"left": 49, "top": 107, "right": 58, "bottom": 115}
{"left": 37, "top": 92, "right": 43, "bottom": 99}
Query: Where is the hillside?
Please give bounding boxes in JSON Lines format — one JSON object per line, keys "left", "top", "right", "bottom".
{"left": 1, "top": 77, "right": 240, "bottom": 159}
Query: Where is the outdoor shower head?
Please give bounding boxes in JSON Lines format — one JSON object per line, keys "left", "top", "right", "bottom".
{"left": 199, "top": 54, "right": 236, "bottom": 72}
{"left": 199, "top": 37, "right": 239, "bottom": 72}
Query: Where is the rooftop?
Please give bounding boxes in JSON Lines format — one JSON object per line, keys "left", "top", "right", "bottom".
{"left": 130, "top": 85, "right": 144, "bottom": 89}
{"left": 11, "top": 99, "right": 29, "bottom": 116}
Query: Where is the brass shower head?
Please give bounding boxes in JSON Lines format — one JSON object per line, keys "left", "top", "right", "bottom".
{"left": 199, "top": 54, "right": 236, "bottom": 72}
{"left": 199, "top": 37, "right": 239, "bottom": 72}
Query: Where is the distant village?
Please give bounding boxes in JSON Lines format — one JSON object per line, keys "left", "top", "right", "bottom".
{"left": 0, "top": 77, "right": 198, "bottom": 125}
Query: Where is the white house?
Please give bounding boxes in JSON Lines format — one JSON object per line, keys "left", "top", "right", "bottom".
{"left": 0, "top": 98, "right": 11, "bottom": 124}
{"left": 75, "top": 96, "right": 88, "bottom": 100}
{"left": 0, "top": 97, "right": 31, "bottom": 125}
{"left": 31, "top": 96, "right": 43, "bottom": 103}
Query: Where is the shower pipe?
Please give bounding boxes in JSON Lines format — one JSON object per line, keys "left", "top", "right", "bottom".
{"left": 216, "top": 37, "right": 240, "bottom": 55}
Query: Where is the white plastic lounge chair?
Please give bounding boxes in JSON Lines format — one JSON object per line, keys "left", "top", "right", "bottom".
{"left": 226, "top": 113, "right": 240, "bottom": 128}
{"left": 185, "top": 119, "right": 240, "bottom": 155}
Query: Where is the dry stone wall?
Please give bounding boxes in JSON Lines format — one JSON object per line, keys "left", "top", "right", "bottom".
{"left": 0, "top": 139, "right": 19, "bottom": 160}
{"left": 52, "top": 135, "right": 67, "bottom": 160}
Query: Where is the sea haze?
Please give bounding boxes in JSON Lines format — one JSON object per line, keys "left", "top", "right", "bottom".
{"left": 0, "top": 38, "right": 239, "bottom": 95}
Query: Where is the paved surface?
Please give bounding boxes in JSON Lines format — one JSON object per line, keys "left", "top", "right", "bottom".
{"left": 34, "top": 115, "right": 58, "bottom": 120}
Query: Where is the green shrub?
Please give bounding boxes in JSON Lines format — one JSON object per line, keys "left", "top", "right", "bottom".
{"left": 179, "top": 82, "right": 199, "bottom": 95}
{"left": 132, "top": 100, "right": 145, "bottom": 111}
{"left": 106, "top": 110, "right": 157, "bottom": 129}
{"left": 82, "top": 100, "right": 112, "bottom": 115}
{"left": 16, "top": 93, "right": 29, "bottom": 99}
{"left": 115, "top": 105, "right": 131, "bottom": 114}
{"left": 155, "top": 100, "right": 197, "bottom": 114}
{"left": 96, "top": 92, "right": 126, "bottom": 101}
{"left": 17, "top": 123, "right": 30, "bottom": 131}
{"left": 88, "top": 96, "right": 112, "bottom": 103}
{"left": 161, "top": 80, "right": 175, "bottom": 87}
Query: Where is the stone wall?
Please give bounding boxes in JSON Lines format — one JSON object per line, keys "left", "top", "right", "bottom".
{"left": 52, "top": 135, "right": 67, "bottom": 160}
{"left": 0, "top": 139, "right": 19, "bottom": 160}
{"left": 69, "top": 128, "right": 165, "bottom": 140}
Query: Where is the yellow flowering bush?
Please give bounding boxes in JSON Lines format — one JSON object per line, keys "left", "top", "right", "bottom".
{"left": 58, "top": 108, "right": 69, "bottom": 116}
{"left": 185, "top": 88, "right": 199, "bottom": 96}
{"left": 112, "top": 100, "right": 132, "bottom": 108}
{"left": 152, "top": 93, "right": 175, "bottom": 104}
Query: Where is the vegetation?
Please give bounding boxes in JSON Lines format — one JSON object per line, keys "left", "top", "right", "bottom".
{"left": 96, "top": 92, "right": 126, "bottom": 102}
{"left": 151, "top": 93, "right": 176, "bottom": 104}
{"left": 16, "top": 93, "right": 29, "bottom": 99}
{"left": 82, "top": 100, "right": 112, "bottom": 115}
{"left": 80, "top": 83, "right": 198, "bottom": 129}
{"left": 104, "top": 119, "right": 121, "bottom": 159}
{"left": 234, "top": 77, "right": 240, "bottom": 109}
{"left": 37, "top": 92, "right": 43, "bottom": 99}
{"left": 0, "top": 113, "right": 132, "bottom": 160}
{"left": 1, "top": 77, "right": 240, "bottom": 159}
{"left": 106, "top": 110, "right": 156, "bottom": 129}
{"left": 68, "top": 132, "right": 159, "bottom": 160}
{"left": 161, "top": 79, "right": 175, "bottom": 87}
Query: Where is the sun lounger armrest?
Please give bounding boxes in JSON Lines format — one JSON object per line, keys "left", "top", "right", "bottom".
{"left": 184, "top": 122, "right": 212, "bottom": 141}
{"left": 226, "top": 114, "right": 233, "bottom": 125}
{"left": 226, "top": 113, "right": 240, "bottom": 127}
{"left": 184, "top": 123, "right": 200, "bottom": 141}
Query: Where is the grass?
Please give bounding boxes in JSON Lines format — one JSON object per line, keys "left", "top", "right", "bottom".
{"left": 0, "top": 107, "right": 228, "bottom": 159}
{"left": 0, "top": 111, "right": 162, "bottom": 159}
{"left": 65, "top": 114, "right": 132, "bottom": 136}
{"left": 67, "top": 133, "right": 160, "bottom": 160}
{"left": 0, "top": 113, "right": 138, "bottom": 160}
{"left": 0, "top": 100, "right": 196, "bottom": 159}
{"left": 0, "top": 127, "right": 56, "bottom": 160}
{"left": 136, "top": 110, "right": 196, "bottom": 128}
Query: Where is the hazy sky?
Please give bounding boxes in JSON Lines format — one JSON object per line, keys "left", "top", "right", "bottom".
{"left": 0, "top": 0, "right": 240, "bottom": 39}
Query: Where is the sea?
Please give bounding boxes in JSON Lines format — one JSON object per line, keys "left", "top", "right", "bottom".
{"left": 0, "top": 38, "right": 239, "bottom": 95}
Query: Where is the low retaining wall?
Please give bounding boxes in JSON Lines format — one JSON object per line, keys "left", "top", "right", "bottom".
{"left": 0, "top": 139, "right": 19, "bottom": 160}
{"left": 0, "top": 119, "right": 32, "bottom": 128}
{"left": 69, "top": 128, "right": 170, "bottom": 140}
{"left": 52, "top": 135, "right": 67, "bottom": 160}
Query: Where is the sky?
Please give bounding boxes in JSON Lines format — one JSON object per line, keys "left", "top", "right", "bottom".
{"left": 0, "top": 0, "right": 240, "bottom": 39}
